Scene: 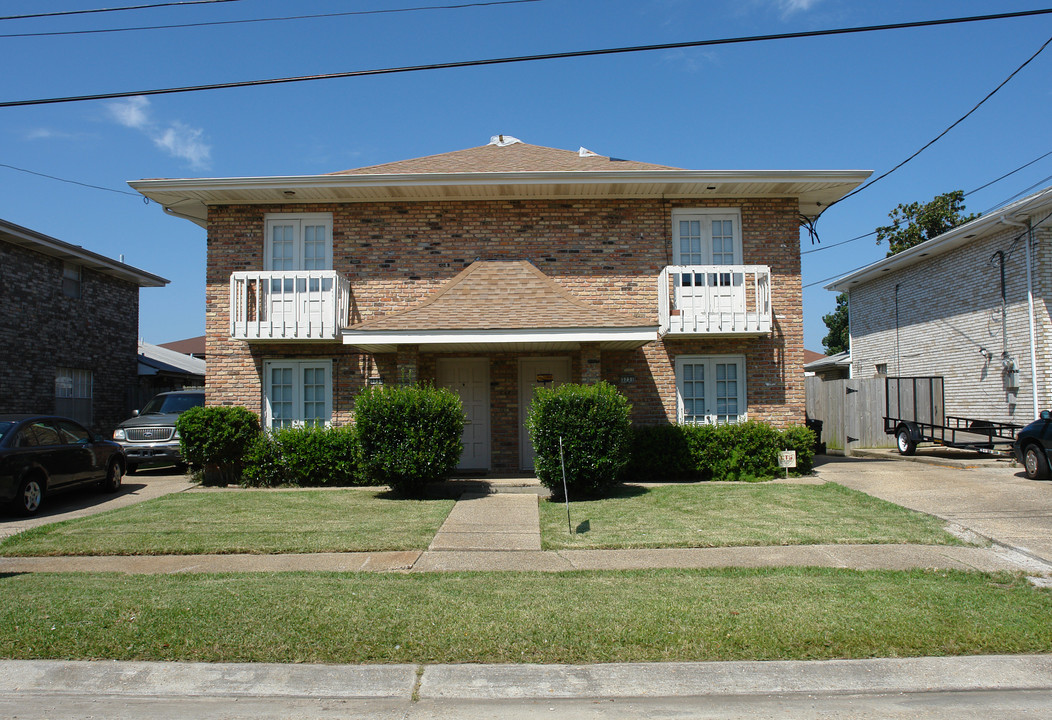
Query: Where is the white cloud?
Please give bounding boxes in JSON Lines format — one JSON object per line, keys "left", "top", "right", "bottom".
{"left": 106, "top": 96, "right": 212, "bottom": 170}
{"left": 777, "top": 0, "right": 821, "bottom": 14}
{"left": 108, "top": 96, "right": 151, "bottom": 130}
{"left": 25, "top": 128, "right": 84, "bottom": 141}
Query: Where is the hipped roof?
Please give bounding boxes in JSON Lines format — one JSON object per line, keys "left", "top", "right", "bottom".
{"left": 341, "top": 260, "right": 657, "bottom": 353}
{"left": 129, "top": 140, "right": 871, "bottom": 227}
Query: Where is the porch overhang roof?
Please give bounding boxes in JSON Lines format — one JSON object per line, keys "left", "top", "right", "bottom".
{"left": 340, "top": 259, "right": 659, "bottom": 353}
{"left": 341, "top": 327, "right": 657, "bottom": 354}
{"left": 129, "top": 169, "right": 871, "bottom": 228}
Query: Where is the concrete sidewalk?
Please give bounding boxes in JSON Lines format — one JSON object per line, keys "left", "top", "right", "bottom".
{"left": 3, "top": 654, "right": 1052, "bottom": 718}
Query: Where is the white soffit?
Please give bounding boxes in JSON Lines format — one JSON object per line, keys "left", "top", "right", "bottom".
{"left": 129, "top": 169, "right": 872, "bottom": 228}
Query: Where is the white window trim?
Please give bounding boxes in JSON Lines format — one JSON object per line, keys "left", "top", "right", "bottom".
{"left": 674, "top": 354, "right": 747, "bottom": 424}
{"left": 671, "top": 208, "right": 743, "bottom": 265}
{"left": 264, "top": 213, "right": 333, "bottom": 271}
{"left": 262, "top": 359, "right": 333, "bottom": 429}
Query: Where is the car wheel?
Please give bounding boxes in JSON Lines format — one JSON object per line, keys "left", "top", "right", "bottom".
{"left": 103, "top": 459, "right": 124, "bottom": 493}
{"left": 14, "top": 475, "right": 44, "bottom": 516}
{"left": 1023, "top": 444, "right": 1050, "bottom": 480}
{"left": 896, "top": 427, "right": 916, "bottom": 456}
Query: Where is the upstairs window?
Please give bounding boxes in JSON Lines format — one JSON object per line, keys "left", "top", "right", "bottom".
{"left": 62, "top": 262, "right": 82, "bottom": 298}
{"left": 264, "top": 214, "right": 332, "bottom": 271}
{"left": 672, "top": 209, "right": 742, "bottom": 267}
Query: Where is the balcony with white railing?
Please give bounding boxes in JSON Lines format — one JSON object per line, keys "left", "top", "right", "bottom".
{"left": 230, "top": 270, "right": 351, "bottom": 341}
{"left": 658, "top": 265, "right": 772, "bottom": 336}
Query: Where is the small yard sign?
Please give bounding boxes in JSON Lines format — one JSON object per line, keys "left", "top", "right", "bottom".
{"left": 778, "top": 450, "right": 797, "bottom": 478}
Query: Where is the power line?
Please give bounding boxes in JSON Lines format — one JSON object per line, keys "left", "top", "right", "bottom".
{"left": 0, "top": 0, "right": 245, "bottom": 22}
{"left": 0, "top": 162, "right": 142, "bottom": 197}
{"left": 3, "top": 7, "right": 1052, "bottom": 108}
{"left": 0, "top": 0, "right": 542, "bottom": 39}
{"left": 966, "top": 149, "right": 1052, "bottom": 195}
{"left": 818, "top": 31, "right": 1052, "bottom": 216}
{"left": 803, "top": 149, "right": 1052, "bottom": 255}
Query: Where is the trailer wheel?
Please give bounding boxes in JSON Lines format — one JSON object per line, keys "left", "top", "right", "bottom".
{"left": 1023, "top": 444, "right": 1050, "bottom": 480}
{"left": 896, "top": 426, "right": 917, "bottom": 456}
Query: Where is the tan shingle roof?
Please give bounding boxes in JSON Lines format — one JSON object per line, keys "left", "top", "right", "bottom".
{"left": 350, "top": 261, "right": 654, "bottom": 332}
{"left": 330, "top": 142, "right": 679, "bottom": 175}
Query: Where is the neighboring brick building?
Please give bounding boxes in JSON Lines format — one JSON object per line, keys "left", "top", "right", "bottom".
{"left": 0, "top": 219, "right": 168, "bottom": 433}
{"left": 826, "top": 185, "right": 1052, "bottom": 425}
{"left": 132, "top": 137, "right": 868, "bottom": 472}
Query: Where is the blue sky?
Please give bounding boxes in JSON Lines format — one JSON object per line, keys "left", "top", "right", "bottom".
{"left": 3, "top": 0, "right": 1051, "bottom": 351}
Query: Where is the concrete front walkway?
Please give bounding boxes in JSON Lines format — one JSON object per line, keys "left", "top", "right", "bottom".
{"left": 427, "top": 492, "right": 541, "bottom": 551}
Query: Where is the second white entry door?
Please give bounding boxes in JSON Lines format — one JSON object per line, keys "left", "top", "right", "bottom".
{"left": 518, "top": 357, "right": 571, "bottom": 471}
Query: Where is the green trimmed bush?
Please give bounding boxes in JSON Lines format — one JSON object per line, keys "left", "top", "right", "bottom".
{"left": 626, "top": 424, "right": 695, "bottom": 481}
{"left": 175, "top": 405, "right": 260, "bottom": 486}
{"left": 627, "top": 421, "right": 817, "bottom": 482}
{"left": 354, "top": 384, "right": 464, "bottom": 496}
{"left": 780, "top": 424, "right": 817, "bottom": 475}
{"left": 242, "top": 425, "right": 364, "bottom": 488}
{"left": 526, "top": 382, "right": 631, "bottom": 497}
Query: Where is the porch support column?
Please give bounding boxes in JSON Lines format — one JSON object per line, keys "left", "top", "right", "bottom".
{"left": 581, "top": 343, "right": 601, "bottom": 385}
{"left": 396, "top": 345, "right": 420, "bottom": 386}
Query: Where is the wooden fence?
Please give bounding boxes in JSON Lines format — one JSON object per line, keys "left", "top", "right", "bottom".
{"left": 805, "top": 376, "right": 895, "bottom": 454}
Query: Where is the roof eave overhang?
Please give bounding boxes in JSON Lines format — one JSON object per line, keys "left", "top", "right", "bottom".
{"left": 0, "top": 219, "right": 168, "bottom": 287}
{"left": 341, "top": 326, "right": 658, "bottom": 354}
{"left": 129, "top": 169, "right": 872, "bottom": 229}
{"left": 826, "top": 186, "right": 1052, "bottom": 293}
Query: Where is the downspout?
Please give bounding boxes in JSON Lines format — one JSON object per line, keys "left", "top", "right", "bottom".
{"left": 1000, "top": 215, "right": 1038, "bottom": 418}
{"left": 894, "top": 284, "right": 901, "bottom": 376}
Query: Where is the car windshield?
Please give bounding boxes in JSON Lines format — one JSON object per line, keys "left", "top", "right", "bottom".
{"left": 0, "top": 421, "right": 13, "bottom": 442}
{"left": 140, "top": 393, "right": 204, "bottom": 415}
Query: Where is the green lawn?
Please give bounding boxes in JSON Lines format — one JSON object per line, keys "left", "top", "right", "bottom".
{"left": 2, "top": 568, "right": 1049, "bottom": 664}
{"left": 540, "top": 483, "right": 959, "bottom": 549}
{"left": 0, "top": 490, "right": 455, "bottom": 556}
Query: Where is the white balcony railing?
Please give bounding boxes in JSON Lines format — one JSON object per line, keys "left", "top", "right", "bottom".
{"left": 659, "top": 265, "right": 771, "bottom": 335}
{"left": 230, "top": 270, "right": 350, "bottom": 341}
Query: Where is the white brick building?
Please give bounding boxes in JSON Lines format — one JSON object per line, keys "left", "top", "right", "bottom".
{"left": 826, "top": 186, "right": 1052, "bottom": 425}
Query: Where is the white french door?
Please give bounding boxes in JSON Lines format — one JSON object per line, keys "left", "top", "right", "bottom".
{"left": 672, "top": 210, "right": 744, "bottom": 317}
{"left": 263, "top": 359, "right": 332, "bottom": 429}
{"left": 264, "top": 214, "right": 333, "bottom": 329}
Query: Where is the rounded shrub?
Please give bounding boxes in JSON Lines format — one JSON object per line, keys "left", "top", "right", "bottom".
{"left": 526, "top": 381, "right": 631, "bottom": 497}
{"left": 354, "top": 384, "right": 464, "bottom": 496}
{"left": 175, "top": 405, "right": 260, "bottom": 486}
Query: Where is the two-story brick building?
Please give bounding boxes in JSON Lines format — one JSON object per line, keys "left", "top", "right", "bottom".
{"left": 0, "top": 218, "right": 168, "bottom": 432}
{"left": 131, "top": 137, "right": 868, "bottom": 472}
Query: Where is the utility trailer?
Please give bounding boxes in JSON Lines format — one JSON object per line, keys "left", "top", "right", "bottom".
{"left": 884, "top": 376, "right": 1022, "bottom": 456}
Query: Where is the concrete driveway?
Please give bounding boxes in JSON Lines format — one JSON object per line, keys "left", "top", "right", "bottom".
{"left": 815, "top": 454, "right": 1052, "bottom": 565}
{"left": 0, "top": 467, "right": 195, "bottom": 541}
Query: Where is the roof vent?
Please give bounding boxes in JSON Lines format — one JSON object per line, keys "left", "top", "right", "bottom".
{"left": 489, "top": 135, "right": 522, "bottom": 147}
{"left": 578, "top": 147, "right": 600, "bottom": 158}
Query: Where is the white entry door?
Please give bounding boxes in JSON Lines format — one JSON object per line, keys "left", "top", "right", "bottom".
{"left": 518, "top": 357, "right": 571, "bottom": 471}
{"left": 437, "top": 358, "right": 491, "bottom": 470}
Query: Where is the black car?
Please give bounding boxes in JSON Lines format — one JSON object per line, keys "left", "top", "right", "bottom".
{"left": 0, "top": 415, "right": 126, "bottom": 516}
{"left": 112, "top": 390, "right": 204, "bottom": 473}
{"left": 1013, "top": 411, "right": 1052, "bottom": 480}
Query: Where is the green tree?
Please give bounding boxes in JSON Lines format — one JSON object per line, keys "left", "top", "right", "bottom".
{"left": 875, "top": 190, "right": 978, "bottom": 257}
{"left": 821, "top": 292, "right": 849, "bottom": 355}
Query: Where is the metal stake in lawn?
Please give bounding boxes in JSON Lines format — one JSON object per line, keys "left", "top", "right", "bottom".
{"left": 559, "top": 436, "right": 571, "bottom": 535}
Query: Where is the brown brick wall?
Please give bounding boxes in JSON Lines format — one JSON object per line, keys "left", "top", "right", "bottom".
{"left": 0, "top": 239, "right": 140, "bottom": 433}
{"left": 204, "top": 197, "right": 805, "bottom": 469}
